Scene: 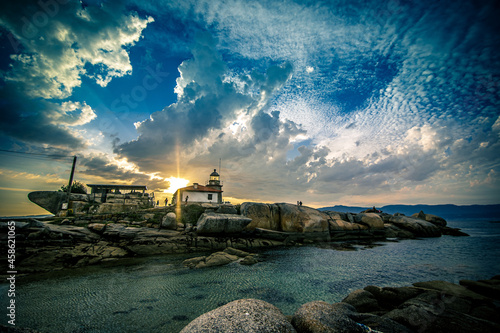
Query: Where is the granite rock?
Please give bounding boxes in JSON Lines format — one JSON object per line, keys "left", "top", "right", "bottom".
{"left": 180, "top": 299, "right": 296, "bottom": 333}
{"left": 291, "top": 301, "right": 364, "bottom": 333}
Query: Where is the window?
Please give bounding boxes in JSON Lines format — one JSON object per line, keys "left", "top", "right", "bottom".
{"left": 208, "top": 194, "right": 213, "bottom": 200}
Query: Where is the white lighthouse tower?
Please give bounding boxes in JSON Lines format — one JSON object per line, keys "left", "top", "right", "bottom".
{"left": 206, "top": 169, "right": 223, "bottom": 204}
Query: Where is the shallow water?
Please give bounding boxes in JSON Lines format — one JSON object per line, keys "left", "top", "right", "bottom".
{"left": 1, "top": 219, "right": 499, "bottom": 332}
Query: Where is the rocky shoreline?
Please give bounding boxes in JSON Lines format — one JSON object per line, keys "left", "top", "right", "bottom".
{"left": 0, "top": 202, "right": 468, "bottom": 275}
{"left": 178, "top": 276, "right": 500, "bottom": 333}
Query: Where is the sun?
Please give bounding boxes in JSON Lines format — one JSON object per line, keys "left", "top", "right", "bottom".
{"left": 164, "top": 176, "right": 189, "bottom": 194}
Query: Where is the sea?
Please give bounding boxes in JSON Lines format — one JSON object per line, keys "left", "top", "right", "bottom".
{"left": 1, "top": 218, "right": 500, "bottom": 333}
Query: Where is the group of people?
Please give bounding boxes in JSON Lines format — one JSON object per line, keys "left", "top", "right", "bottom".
{"left": 154, "top": 197, "right": 170, "bottom": 207}
{"left": 297, "top": 201, "right": 303, "bottom": 206}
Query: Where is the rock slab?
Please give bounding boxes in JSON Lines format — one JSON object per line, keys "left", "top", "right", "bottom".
{"left": 196, "top": 213, "right": 252, "bottom": 235}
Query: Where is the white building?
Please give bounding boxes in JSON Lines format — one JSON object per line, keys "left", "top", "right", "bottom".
{"left": 172, "top": 169, "right": 223, "bottom": 205}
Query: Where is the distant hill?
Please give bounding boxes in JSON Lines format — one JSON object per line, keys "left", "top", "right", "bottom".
{"left": 319, "top": 204, "right": 500, "bottom": 220}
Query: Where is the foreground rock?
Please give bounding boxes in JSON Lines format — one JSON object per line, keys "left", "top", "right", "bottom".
{"left": 181, "top": 276, "right": 500, "bottom": 333}
{"left": 342, "top": 276, "right": 500, "bottom": 333}
{"left": 291, "top": 301, "right": 364, "bottom": 333}
{"left": 180, "top": 299, "right": 296, "bottom": 333}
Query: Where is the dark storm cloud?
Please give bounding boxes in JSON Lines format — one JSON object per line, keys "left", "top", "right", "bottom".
{"left": 0, "top": 0, "right": 152, "bottom": 148}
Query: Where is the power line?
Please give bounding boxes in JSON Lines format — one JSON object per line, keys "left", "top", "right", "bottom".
{"left": 0, "top": 149, "right": 75, "bottom": 159}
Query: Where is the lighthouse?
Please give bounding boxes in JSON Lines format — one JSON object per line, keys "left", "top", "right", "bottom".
{"left": 172, "top": 169, "right": 223, "bottom": 205}
{"left": 206, "top": 169, "right": 223, "bottom": 204}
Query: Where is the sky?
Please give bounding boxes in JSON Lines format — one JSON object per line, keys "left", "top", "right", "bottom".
{"left": 0, "top": 0, "right": 499, "bottom": 216}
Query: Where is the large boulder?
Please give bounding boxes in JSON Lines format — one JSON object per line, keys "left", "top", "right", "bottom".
{"left": 411, "top": 211, "right": 447, "bottom": 227}
{"left": 342, "top": 289, "right": 381, "bottom": 312}
{"left": 102, "top": 224, "right": 140, "bottom": 239}
{"left": 161, "top": 212, "right": 177, "bottom": 229}
{"left": 363, "top": 286, "right": 422, "bottom": 309}
{"left": 387, "top": 215, "right": 441, "bottom": 237}
{"left": 291, "top": 301, "right": 364, "bottom": 333}
{"left": 325, "top": 212, "right": 364, "bottom": 232}
{"left": 196, "top": 213, "right": 252, "bottom": 235}
{"left": 216, "top": 204, "right": 238, "bottom": 214}
{"left": 241, "top": 202, "right": 281, "bottom": 231}
{"left": 199, "top": 252, "right": 239, "bottom": 268}
{"left": 412, "top": 280, "right": 489, "bottom": 301}
{"left": 183, "top": 248, "right": 258, "bottom": 268}
{"left": 275, "top": 203, "right": 330, "bottom": 233}
{"left": 180, "top": 299, "right": 296, "bottom": 332}
{"left": 354, "top": 213, "right": 385, "bottom": 229}
{"left": 459, "top": 279, "right": 500, "bottom": 299}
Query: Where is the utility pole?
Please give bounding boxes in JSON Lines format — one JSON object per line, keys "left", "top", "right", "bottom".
{"left": 66, "top": 155, "right": 77, "bottom": 202}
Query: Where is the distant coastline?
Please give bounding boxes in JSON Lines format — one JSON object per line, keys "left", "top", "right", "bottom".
{"left": 319, "top": 204, "right": 500, "bottom": 220}
{"left": 4, "top": 204, "right": 500, "bottom": 221}
{"left": 0, "top": 214, "right": 54, "bottom": 220}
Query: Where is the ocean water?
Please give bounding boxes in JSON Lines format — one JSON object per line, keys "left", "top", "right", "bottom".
{"left": 1, "top": 219, "right": 500, "bottom": 332}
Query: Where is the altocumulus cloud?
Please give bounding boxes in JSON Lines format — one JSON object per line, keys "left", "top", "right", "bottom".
{"left": 116, "top": 0, "right": 500, "bottom": 203}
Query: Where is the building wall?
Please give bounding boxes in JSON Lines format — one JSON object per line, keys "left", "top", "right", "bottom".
{"left": 181, "top": 191, "right": 219, "bottom": 203}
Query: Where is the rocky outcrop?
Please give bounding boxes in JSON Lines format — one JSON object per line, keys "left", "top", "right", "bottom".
{"left": 182, "top": 247, "right": 259, "bottom": 269}
{"left": 341, "top": 277, "right": 500, "bottom": 333}
{"left": 181, "top": 276, "right": 500, "bottom": 333}
{"left": 196, "top": 213, "right": 252, "bottom": 235}
{"left": 180, "top": 299, "right": 296, "bottom": 333}
{"left": 242, "top": 202, "right": 341, "bottom": 234}
{"left": 28, "top": 191, "right": 68, "bottom": 215}
{"left": 1, "top": 202, "right": 461, "bottom": 274}
{"left": 384, "top": 215, "right": 441, "bottom": 237}
{"left": 241, "top": 202, "right": 445, "bottom": 240}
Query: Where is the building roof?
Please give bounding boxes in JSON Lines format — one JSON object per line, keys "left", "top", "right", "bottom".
{"left": 210, "top": 169, "right": 219, "bottom": 177}
{"left": 86, "top": 184, "right": 148, "bottom": 190}
{"left": 177, "top": 184, "right": 222, "bottom": 193}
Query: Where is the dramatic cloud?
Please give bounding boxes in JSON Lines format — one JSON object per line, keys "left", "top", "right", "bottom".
{"left": 115, "top": 32, "right": 294, "bottom": 173}
{"left": 0, "top": 0, "right": 153, "bottom": 147}
{"left": 1, "top": 1, "right": 153, "bottom": 99}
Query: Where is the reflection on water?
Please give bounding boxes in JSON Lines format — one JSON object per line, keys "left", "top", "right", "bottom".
{"left": 1, "top": 220, "right": 499, "bottom": 333}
